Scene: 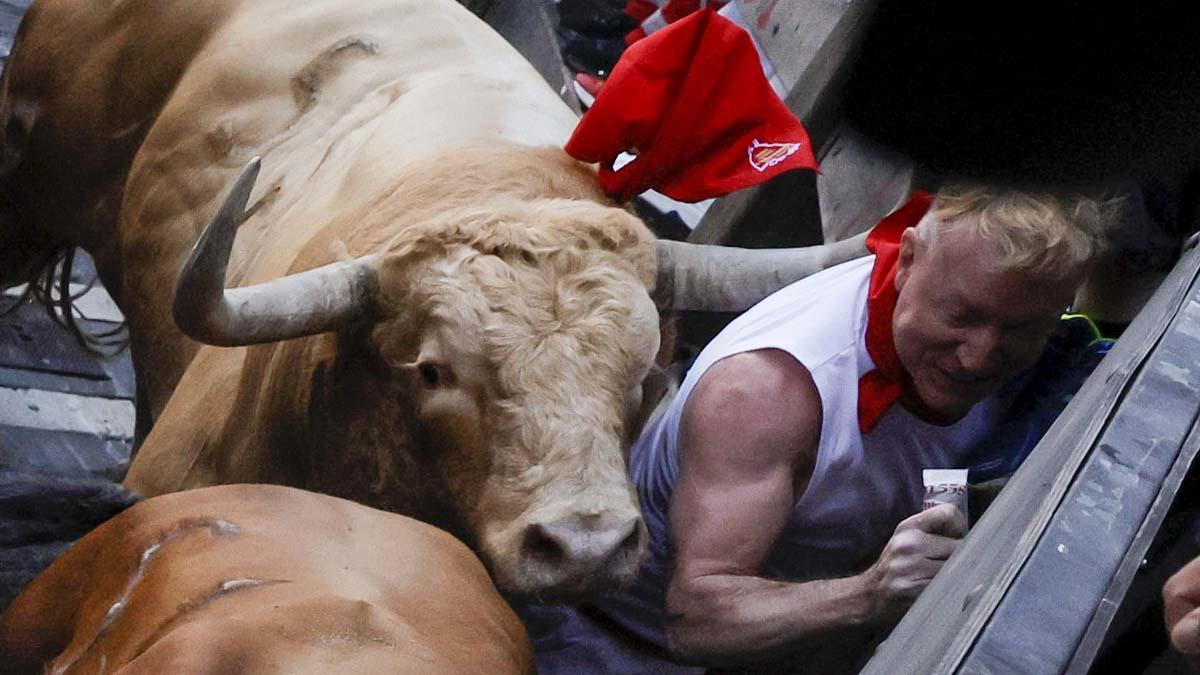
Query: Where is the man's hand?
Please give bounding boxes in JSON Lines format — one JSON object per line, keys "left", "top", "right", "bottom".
{"left": 1164, "top": 555, "right": 1200, "bottom": 668}
{"left": 861, "top": 503, "right": 967, "bottom": 622}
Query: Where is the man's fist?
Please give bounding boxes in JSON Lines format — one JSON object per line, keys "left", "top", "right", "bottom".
{"left": 862, "top": 504, "right": 968, "bottom": 622}
{"left": 1165, "top": 555, "right": 1200, "bottom": 668}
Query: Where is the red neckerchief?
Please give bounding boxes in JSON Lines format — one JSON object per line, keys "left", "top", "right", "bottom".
{"left": 858, "top": 190, "right": 936, "bottom": 432}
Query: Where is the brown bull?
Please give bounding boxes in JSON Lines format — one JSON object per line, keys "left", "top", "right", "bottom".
{"left": 0, "top": 0, "right": 866, "bottom": 597}
{"left": 0, "top": 484, "right": 533, "bottom": 674}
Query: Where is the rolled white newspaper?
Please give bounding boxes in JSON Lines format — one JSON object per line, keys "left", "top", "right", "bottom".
{"left": 923, "top": 468, "right": 969, "bottom": 524}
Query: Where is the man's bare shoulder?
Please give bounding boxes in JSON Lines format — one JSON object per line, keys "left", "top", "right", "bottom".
{"left": 697, "top": 349, "right": 817, "bottom": 402}
{"left": 683, "top": 349, "right": 822, "bottom": 468}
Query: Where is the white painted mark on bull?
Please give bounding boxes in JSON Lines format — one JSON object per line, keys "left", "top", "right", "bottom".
{"left": 48, "top": 518, "right": 241, "bottom": 675}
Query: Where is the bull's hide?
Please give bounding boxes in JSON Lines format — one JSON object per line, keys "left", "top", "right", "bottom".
{"left": 0, "top": 0, "right": 868, "bottom": 599}
{"left": 0, "top": 0, "right": 658, "bottom": 601}
{"left": 0, "top": 484, "right": 533, "bottom": 674}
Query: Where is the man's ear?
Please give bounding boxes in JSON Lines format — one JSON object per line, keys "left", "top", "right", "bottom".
{"left": 896, "top": 227, "right": 922, "bottom": 291}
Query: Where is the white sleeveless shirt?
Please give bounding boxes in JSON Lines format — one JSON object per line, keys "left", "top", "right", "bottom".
{"left": 594, "top": 255, "right": 1008, "bottom": 651}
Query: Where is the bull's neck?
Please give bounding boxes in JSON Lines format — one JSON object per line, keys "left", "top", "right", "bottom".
{"left": 238, "top": 330, "right": 463, "bottom": 529}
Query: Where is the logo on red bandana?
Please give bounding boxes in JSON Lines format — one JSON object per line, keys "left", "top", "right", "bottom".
{"left": 747, "top": 138, "right": 803, "bottom": 172}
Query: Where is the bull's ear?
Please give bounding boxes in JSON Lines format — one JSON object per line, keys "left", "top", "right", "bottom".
{"left": 332, "top": 320, "right": 389, "bottom": 373}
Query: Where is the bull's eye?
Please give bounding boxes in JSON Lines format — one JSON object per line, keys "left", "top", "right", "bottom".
{"left": 418, "top": 363, "right": 443, "bottom": 388}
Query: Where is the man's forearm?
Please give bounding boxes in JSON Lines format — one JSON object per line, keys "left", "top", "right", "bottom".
{"left": 666, "top": 570, "right": 880, "bottom": 667}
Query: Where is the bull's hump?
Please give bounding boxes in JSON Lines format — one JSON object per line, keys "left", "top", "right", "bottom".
{"left": 216, "top": 0, "right": 577, "bottom": 144}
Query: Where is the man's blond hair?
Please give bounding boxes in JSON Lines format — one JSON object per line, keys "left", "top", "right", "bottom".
{"left": 918, "top": 185, "right": 1121, "bottom": 278}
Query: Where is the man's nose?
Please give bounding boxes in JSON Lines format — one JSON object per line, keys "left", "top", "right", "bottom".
{"left": 957, "top": 327, "right": 1005, "bottom": 373}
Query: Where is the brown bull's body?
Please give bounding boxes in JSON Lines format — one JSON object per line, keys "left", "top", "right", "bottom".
{"left": 0, "top": 484, "right": 533, "bottom": 674}
{"left": 1, "top": 0, "right": 589, "bottom": 416}
{"left": 2, "top": 0, "right": 659, "bottom": 597}
{"left": 0, "top": 0, "right": 868, "bottom": 597}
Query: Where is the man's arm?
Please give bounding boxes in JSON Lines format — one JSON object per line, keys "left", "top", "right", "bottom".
{"left": 664, "top": 349, "right": 965, "bottom": 667}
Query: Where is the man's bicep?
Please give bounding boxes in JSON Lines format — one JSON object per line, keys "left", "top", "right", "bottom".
{"left": 669, "top": 350, "right": 822, "bottom": 579}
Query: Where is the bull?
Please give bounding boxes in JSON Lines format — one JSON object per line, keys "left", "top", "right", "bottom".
{"left": 0, "top": 484, "right": 533, "bottom": 674}
{"left": 0, "top": 0, "right": 866, "bottom": 598}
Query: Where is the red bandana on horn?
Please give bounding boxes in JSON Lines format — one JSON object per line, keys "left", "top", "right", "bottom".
{"left": 858, "top": 190, "right": 939, "bottom": 433}
{"left": 564, "top": 8, "right": 817, "bottom": 203}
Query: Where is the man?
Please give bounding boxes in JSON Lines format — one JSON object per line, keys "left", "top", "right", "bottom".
{"left": 521, "top": 185, "right": 1115, "bottom": 673}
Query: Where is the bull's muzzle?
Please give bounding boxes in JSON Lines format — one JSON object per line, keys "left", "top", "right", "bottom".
{"left": 517, "top": 512, "right": 648, "bottom": 599}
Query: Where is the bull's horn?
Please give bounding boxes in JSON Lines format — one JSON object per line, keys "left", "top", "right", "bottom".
{"left": 653, "top": 232, "right": 870, "bottom": 311}
{"left": 172, "top": 157, "right": 382, "bottom": 346}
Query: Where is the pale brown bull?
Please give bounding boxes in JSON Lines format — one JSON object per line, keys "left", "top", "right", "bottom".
{"left": 0, "top": 0, "right": 867, "bottom": 597}
{"left": 0, "top": 484, "right": 533, "bottom": 674}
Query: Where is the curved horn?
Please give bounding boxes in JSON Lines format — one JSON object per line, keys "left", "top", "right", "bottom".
{"left": 653, "top": 231, "right": 870, "bottom": 311}
{"left": 172, "top": 157, "right": 381, "bottom": 346}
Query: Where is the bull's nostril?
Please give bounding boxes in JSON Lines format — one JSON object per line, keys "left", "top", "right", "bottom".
{"left": 524, "top": 515, "right": 646, "bottom": 570}
{"left": 618, "top": 518, "right": 645, "bottom": 555}
{"left": 521, "top": 524, "right": 566, "bottom": 566}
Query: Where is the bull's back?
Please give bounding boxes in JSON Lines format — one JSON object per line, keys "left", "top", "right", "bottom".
{"left": 5, "top": 0, "right": 572, "bottom": 254}
{"left": 4, "top": 0, "right": 582, "bottom": 412}
{"left": 122, "top": 0, "right": 579, "bottom": 286}
{"left": 0, "top": 484, "right": 533, "bottom": 674}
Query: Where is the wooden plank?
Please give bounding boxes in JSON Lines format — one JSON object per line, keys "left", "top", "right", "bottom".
{"left": 740, "top": 0, "right": 874, "bottom": 112}
{"left": 457, "top": 0, "right": 494, "bottom": 17}
{"left": 860, "top": 243, "right": 1200, "bottom": 675}
{"left": 816, "top": 122, "right": 914, "bottom": 241}
{"left": 2, "top": 283, "right": 125, "bottom": 323}
{"left": 485, "top": 0, "right": 582, "bottom": 115}
{"left": 0, "top": 426, "right": 131, "bottom": 479}
{"left": 0, "top": 366, "right": 122, "bottom": 399}
{"left": 964, "top": 283, "right": 1200, "bottom": 673}
{"left": 0, "top": 388, "right": 134, "bottom": 438}
{"left": 0, "top": 308, "right": 109, "bottom": 379}
{"left": 688, "top": 0, "right": 879, "bottom": 246}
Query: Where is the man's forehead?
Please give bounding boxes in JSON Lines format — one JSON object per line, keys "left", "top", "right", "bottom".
{"left": 920, "top": 213, "right": 1004, "bottom": 268}
{"left": 917, "top": 217, "right": 1077, "bottom": 306}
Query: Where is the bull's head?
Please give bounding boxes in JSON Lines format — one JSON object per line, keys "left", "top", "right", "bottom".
{"left": 173, "top": 159, "right": 867, "bottom": 599}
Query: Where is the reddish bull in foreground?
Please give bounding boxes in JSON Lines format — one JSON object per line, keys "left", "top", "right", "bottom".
{"left": 0, "top": 0, "right": 866, "bottom": 597}
{"left": 0, "top": 484, "right": 534, "bottom": 674}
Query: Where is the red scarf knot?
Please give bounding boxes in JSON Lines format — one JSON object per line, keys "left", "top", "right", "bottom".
{"left": 858, "top": 191, "right": 935, "bottom": 433}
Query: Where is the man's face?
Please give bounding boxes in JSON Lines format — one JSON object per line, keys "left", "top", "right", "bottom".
{"left": 893, "top": 214, "right": 1082, "bottom": 423}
